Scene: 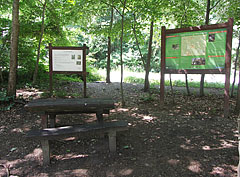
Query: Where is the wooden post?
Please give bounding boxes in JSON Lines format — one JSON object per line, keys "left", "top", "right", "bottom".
{"left": 108, "top": 131, "right": 116, "bottom": 152}
{"left": 49, "top": 114, "right": 56, "bottom": 128}
{"left": 83, "top": 44, "right": 87, "bottom": 98}
{"left": 49, "top": 43, "right": 53, "bottom": 96}
{"left": 160, "top": 26, "right": 166, "bottom": 105}
{"left": 224, "top": 18, "right": 233, "bottom": 118}
{"left": 96, "top": 109, "right": 104, "bottom": 123}
{"left": 41, "top": 114, "right": 48, "bottom": 128}
{"left": 41, "top": 140, "right": 50, "bottom": 165}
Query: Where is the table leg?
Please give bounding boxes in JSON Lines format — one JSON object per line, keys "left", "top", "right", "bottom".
{"left": 41, "top": 114, "right": 48, "bottom": 128}
{"left": 108, "top": 131, "right": 116, "bottom": 152}
{"left": 96, "top": 110, "right": 103, "bottom": 123}
{"left": 49, "top": 114, "right": 56, "bottom": 128}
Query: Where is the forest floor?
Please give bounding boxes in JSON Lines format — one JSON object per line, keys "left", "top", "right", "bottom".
{"left": 0, "top": 82, "right": 239, "bottom": 177}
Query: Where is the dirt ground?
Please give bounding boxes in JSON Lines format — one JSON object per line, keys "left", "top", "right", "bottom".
{"left": 0, "top": 82, "right": 239, "bottom": 177}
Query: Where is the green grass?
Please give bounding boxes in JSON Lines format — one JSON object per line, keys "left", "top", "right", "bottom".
{"left": 124, "top": 76, "right": 237, "bottom": 89}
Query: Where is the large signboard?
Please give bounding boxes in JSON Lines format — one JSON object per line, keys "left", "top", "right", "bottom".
{"left": 160, "top": 18, "right": 233, "bottom": 118}
{"left": 52, "top": 49, "right": 83, "bottom": 71}
{"left": 166, "top": 29, "right": 227, "bottom": 70}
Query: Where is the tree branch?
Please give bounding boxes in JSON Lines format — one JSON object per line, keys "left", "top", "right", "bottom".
{"left": 210, "top": 0, "right": 221, "bottom": 11}
{"left": 100, "top": 0, "right": 122, "bottom": 16}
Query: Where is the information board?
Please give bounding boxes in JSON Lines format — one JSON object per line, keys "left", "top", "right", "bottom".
{"left": 165, "top": 29, "right": 227, "bottom": 70}
{"left": 52, "top": 49, "right": 83, "bottom": 71}
{"left": 48, "top": 44, "right": 88, "bottom": 97}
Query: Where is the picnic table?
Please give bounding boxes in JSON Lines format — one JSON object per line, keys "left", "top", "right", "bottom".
{"left": 24, "top": 98, "right": 115, "bottom": 128}
{"left": 24, "top": 98, "right": 129, "bottom": 165}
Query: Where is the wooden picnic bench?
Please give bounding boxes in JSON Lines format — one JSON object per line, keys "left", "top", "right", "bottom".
{"left": 24, "top": 98, "right": 115, "bottom": 128}
{"left": 26, "top": 121, "right": 128, "bottom": 165}
{"left": 25, "top": 98, "right": 128, "bottom": 165}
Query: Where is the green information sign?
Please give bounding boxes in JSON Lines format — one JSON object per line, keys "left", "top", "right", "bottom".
{"left": 165, "top": 28, "right": 227, "bottom": 70}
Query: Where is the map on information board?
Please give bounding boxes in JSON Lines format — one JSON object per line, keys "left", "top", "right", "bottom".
{"left": 52, "top": 49, "right": 83, "bottom": 71}
{"left": 165, "top": 28, "right": 227, "bottom": 70}
{"left": 181, "top": 35, "right": 206, "bottom": 56}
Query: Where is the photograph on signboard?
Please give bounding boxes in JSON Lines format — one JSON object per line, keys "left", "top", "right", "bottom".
{"left": 192, "top": 58, "right": 205, "bottom": 65}
{"left": 208, "top": 34, "right": 215, "bottom": 42}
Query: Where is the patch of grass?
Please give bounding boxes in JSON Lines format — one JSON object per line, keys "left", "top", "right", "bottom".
{"left": 124, "top": 76, "right": 145, "bottom": 84}
{"left": 124, "top": 76, "right": 237, "bottom": 89}
{"left": 139, "top": 94, "right": 155, "bottom": 102}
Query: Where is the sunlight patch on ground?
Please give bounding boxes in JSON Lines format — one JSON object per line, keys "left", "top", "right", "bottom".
{"left": 25, "top": 148, "right": 42, "bottom": 160}
{"left": 188, "top": 160, "right": 202, "bottom": 173}
{"left": 117, "top": 108, "right": 129, "bottom": 112}
{"left": 210, "top": 165, "right": 237, "bottom": 176}
{"left": 55, "top": 169, "right": 88, "bottom": 176}
{"left": 168, "top": 159, "right": 180, "bottom": 165}
{"left": 180, "top": 144, "right": 194, "bottom": 150}
{"left": 54, "top": 153, "right": 89, "bottom": 161}
{"left": 202, "top": 139, "right": 237, "bottom": 151}
{"left": 118, "top": 168, "right": 133, "bottom": 176}
{"left": 142, "top": 116, "right": 154, "bottom": 122}
{"left": 11, "top": 128, "right": 23, "bottom": 133}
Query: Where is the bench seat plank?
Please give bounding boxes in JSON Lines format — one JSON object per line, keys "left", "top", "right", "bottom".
{"left": 26, "top": 121, "right": 127, "bottom": 140}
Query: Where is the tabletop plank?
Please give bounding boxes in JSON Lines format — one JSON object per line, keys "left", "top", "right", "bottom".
{"left": 24, "top": 98, "right": 115, "bottom": 113}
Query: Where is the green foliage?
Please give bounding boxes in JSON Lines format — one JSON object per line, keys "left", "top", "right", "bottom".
{"left": 1, "top": 0, "right": 239, "bottom": 91}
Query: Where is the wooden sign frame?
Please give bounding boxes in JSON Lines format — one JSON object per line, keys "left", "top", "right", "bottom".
{"left": 160, "top": 18, "right": 233, "bottom": 117}
{"left": 48, "top": 43, "right": 88, "bottom": 97}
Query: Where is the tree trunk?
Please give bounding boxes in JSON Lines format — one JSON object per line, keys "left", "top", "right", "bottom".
{"left": 33, "top": 0, "right": 47, "bottom": 84}
{"left": 120, "top": 0, "right": 127, "bottom": 106}
{"left": 200, "top": 0, "right": 211, "bottom": 97}
{"left": 185, "top": 73, "right": 190, "bottom": 95}
{"left": 231, "top": 32, "right": 240, "bottom": 97}
{"left": 0, "top": 68, "right": 3, "bottom": 82}
{"left": 106, "top": 36, "right": 111, "bottom": 83}
{"left": 106, "top": 4, "right": 114, "bottom": 83}
{"left": 7, "top": 0, "right": 20, "bottom": 97}
{"left": 144, "top": 20, "right": 154, "bottom": 92}
{"left": 236, "top": 51, "right": 240, "bottom": 114}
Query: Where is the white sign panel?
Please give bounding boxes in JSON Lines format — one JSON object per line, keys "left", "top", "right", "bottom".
{"left": 52, "top": 49, "right": 83, "bottom": 71}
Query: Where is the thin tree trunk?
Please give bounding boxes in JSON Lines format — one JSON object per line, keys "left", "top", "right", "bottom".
{"left": 144, "top": 20, "right": 154, "bottom": 92}
{"left": 0, "top": 68, "right": 3, "bottom": 82}
{"left": 169, "top": 74, "right": 175, "bottom": 104}
{"left": 236, "top": 54, "right": 240, "bottom": 114}
{"left": 185, "top": 73, "right": 190, "bottom": 95}
{"left": 106, "top": 4, "right": 114, "bottom": 83}
{"left": 120, "top": 0, "right": 126, "bottom": 106}
{"left": 106, "top": 36, "right": 111, "bottom": 83}
{"left": 7, "top": 0, "right": 20, "bottom": 97}
{"left": 200, "top": 0, "right": 211, "bottom": 97}
{"left": 33, "top": 0, "right": 47, "bottom": 84}
{"left": 169, "top": 74, "right": 174, "bottom": 93}
{"left": 180, "top": 0, "right": 191, "bottom": 96}
{"left": 231, "top": 32, "right": 240, "bottom": 97}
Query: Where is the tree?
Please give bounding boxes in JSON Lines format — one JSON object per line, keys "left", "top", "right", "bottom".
{"left": 231, "top": 32, "right": 240, "bottom": 97}
{"left": 106, "top": 3, "right": 114, "bottom": 83}
{"left": 200, "top": 0, "right": 221, "bottom": 96}
{"left": 32, "top": 0, "right": 47, "bottom": 84}
{"left": 120, "top": 0, "right": 127, "bottom": 106}
{"left": 7, "top": 0, "right": 20, "bottom": 97}
{"left": 144, "top": 20, "right": 154, "bottom": 92}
